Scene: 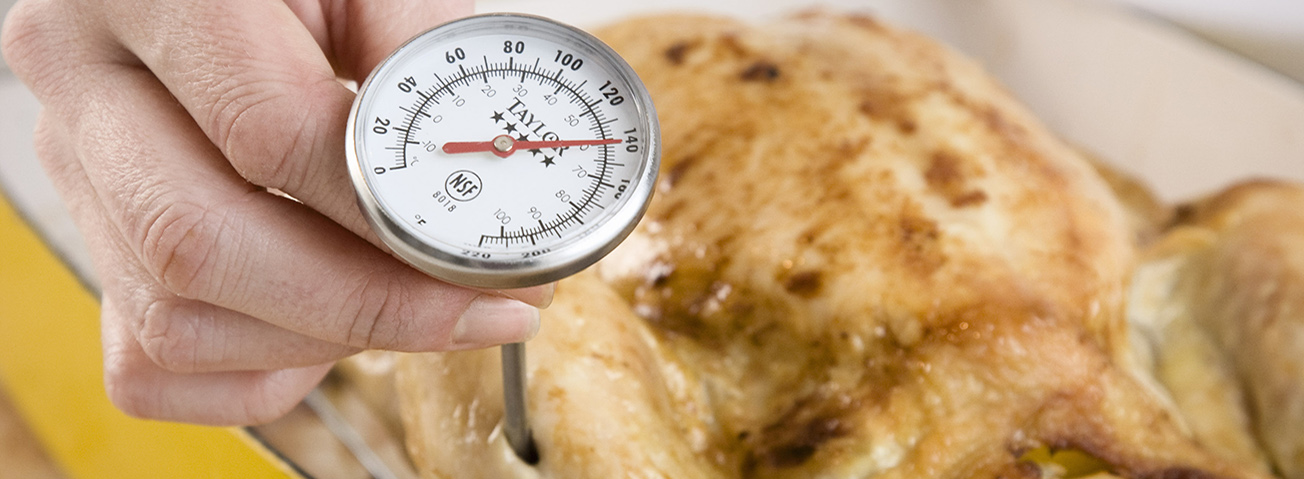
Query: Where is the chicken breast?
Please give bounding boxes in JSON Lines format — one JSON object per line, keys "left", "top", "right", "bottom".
{"left": 397, "top": 12, "right": 1271, "bottom": 479}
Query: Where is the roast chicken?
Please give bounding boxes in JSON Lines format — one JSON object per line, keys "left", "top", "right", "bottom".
{"left": 390, "top": 12, "right": 1303, "bottom": 479}
{"left": 1129, "top": 182, "right": 1304, "bottom": 478}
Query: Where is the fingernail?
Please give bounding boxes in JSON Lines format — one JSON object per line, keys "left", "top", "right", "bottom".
{"left": 496, "top": 282, "right": 557, "bottom": 309}
{"left": 452, "top": 296, "right": 540, "bottom": 348}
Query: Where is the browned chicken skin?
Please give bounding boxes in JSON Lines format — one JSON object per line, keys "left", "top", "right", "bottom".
{"left": 1130, "top": 182, "right": 1304, "bottom": 479}
{"left": 396, "top": 13, "right": 1288, "bottom": 479}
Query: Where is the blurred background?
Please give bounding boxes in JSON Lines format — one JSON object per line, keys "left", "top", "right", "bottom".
{"left": 1115, "top": 0, "right": 1304, "bottom": 83}
{"left": 2, "top": 1, "right": 76, "bottom": 478}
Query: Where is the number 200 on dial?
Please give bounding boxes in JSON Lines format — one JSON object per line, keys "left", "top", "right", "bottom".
{"left": 347, "top": 14, "right": 660, "bottom": 289}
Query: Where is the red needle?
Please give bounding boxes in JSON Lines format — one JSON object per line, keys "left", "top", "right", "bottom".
{"left": 442, "top": 135, "right": 622, "bottom": 158}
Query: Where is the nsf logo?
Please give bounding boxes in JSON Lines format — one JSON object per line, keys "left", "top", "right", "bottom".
{"left": 445, "top": 170, "right": 483, "bottom": 202}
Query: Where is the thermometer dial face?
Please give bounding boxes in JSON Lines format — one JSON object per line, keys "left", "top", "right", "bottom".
{"left": 348, "top": 14, "right": 659, "bottom": 289}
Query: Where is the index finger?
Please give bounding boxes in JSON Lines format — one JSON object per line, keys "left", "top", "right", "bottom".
{"left": 318, "top": 0, "right": 474, "bottom": 81}
{"left": 96, "top": 0, "right": 469, "bottom": 240}
{"left": 59, "top": 61, "right": 539, "bottom": 352}
{"left": 96, "top": 0, "right": 553, "bottom": 302}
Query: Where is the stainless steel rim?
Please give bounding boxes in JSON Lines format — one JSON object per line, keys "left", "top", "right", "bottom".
{"left": 345, "top": 13, "right": 659, "bottom": 289}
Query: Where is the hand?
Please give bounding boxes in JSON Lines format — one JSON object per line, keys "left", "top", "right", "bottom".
{"left": 1, "top": 0, "right": 553, "bottom": 425}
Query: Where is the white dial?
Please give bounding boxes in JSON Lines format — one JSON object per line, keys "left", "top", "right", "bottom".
{"left": 347, "top": 14, "right": 659, "bottom": 289}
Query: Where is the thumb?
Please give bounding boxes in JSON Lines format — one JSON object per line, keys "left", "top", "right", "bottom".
{"left": 324, "top": 0, "right": 475, "bottom": 81}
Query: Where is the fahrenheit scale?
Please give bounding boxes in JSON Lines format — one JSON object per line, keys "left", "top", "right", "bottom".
{"left": 346, "top": 14, "right": 659, "bottom": 462}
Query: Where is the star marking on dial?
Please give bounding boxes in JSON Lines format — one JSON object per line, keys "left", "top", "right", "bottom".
{"left": 490, "top": 111, "right": 505, "bottom": 123}
{"left": 529, "top": 149, "right": 542, "bottom": 157}
{"left": 541, "top": 156, "right": 556, "bottom": 167}
{"left": 503, "top": 122, "right": 518, "bottom": 133}
{"left": 516, "top": 133, "right": 530, "bottom": 142}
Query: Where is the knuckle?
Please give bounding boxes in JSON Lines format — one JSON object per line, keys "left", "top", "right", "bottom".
{"left": 101, "top": 341, "right": 163, "bottom": 421}
{"left": 101, "top": 299, "right": 309, "bottom": 425}
{"left": 209, "top": 76, "right": 332, "bottom": 192}
{"left": 137, "top": 300, "right": 202, "bottom": 373}
{"left": 338, "top": 270, "right": 417, "bottom": 350}
{"left": 2, "top": 0, "right": 117, "bottom": 99}
{"left": 103, "top": 378, "right": 153, "bottom": 420}
{"left": 1, "top": 0, "right": 58, "bottom": 76}
{"left": 136, "top": 198, "right": 234, "bottom": 299}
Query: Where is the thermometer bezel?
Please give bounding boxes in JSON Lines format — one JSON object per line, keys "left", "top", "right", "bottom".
{"left": 346, "top": 13, "right": 660, "bottom": 289}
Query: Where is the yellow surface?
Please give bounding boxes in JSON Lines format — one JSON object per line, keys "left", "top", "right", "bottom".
{"left": 0, "top": 195, "right": 299, "bottom": 479}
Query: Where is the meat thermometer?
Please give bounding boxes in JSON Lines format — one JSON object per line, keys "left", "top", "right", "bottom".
{"left": 346, "top": 13, "right": 659, "bottom": 462}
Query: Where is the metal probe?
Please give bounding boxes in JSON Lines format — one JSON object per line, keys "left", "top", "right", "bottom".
{"left": 502, "top": 342, "right": 538, "bottom": 463}
{"left": 303, "top": 388, "right": 401, "bottom": 479}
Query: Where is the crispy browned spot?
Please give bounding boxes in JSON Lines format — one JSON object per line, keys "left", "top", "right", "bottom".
{"left": 741, "top": 61, "right": 781, "bottom": 82}
{"left": 925, "top": 151, "right": 989, "bottom": 208}
{"left": 783, "top": 270, "right": 823, "bottom": 297}
{"left": 900, "top": 214, "right": 940, "bottom": 244}
{"left": 898, "top": 213, "right": 946, "bottom": 274}
{"left": 951, "top": 190, "right": 989, "bottom": 207}
{"left": 1168, "top": 203, "right": 1198, "bottom": 228}
{"left": 650, "top": 264, "right": 674, "bottom": 288}
{"left": 664, "top": 40, "right": 698, "bottom": 65}
{"left": 857, "top": 99, "right": 879, "bottom": 116}
{"left": 926, "top": 150, "right": 965, "bottom": 188}
{"left": 759, "top": 417, "right": 846, "bottom": 467}
{"left": 897, "top": 118, "right": 918, "bottom": 134}
{"left": 663, "top": 156, "right": 698, "bottom": 189}
{"left": 719, "top": 32, "right": 749, "bottom": 57}
{"left": 980, "top": 104, "right": 1027, "bottom": 143}
{"left": 743, "top": 395, "right": 856, "bottom": 473}
{"left": 856, "top": 96, "right": 903, "bottom": 118}
{"left": 857, "top": 88, "right": 920, "bottom": 135}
